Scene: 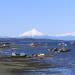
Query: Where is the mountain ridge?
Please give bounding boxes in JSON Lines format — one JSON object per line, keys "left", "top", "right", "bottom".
{"left": 19, "top": 29, "right": 75, "bottom": 40}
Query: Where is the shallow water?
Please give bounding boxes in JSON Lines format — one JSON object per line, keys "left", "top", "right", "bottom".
{"left": 21, "top": 68, "right": 73, "bottom": 75}
{"left": 8, "top": 67, "right": 74, "bottom": 75}
{"left": 0, "top": 40, "right": 75, "bottom": 75}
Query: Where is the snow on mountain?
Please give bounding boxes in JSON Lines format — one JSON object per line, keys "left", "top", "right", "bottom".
{"left": 54, "top": 32, "right": 75, "bottom": 40}
{"left": 19, "top": 28, "right": 45, "bottom": 37}
{"left": 55, "top": 32, "right": 75, "bottom": 36}
{"left": 19, "top": 29, "right": 75, "bottom": 40}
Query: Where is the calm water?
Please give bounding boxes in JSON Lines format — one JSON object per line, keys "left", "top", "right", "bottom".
{"left": 0, "top": 41, "right": 75, "bottom": 75}
{"left": 17, "top": 68, "right": 74, "bottom": 75}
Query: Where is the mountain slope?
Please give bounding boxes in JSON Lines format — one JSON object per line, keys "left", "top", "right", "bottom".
{"left": 55, "top": 32, "right": 75, "bottom": 40}
{"left": 19, "top": 29, "right": 75, "bottom": 40}
{"left": 19, "top": 28, "right": 44, "bottom": 37}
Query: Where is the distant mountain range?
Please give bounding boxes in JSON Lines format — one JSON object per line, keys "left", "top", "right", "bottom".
{"left": 55, "top": 32, "right": 75, "bottom": 40}
{"left": 18, "top": 28, "right": 75, "bottom": 40}
{"left": 54, "top": 35, "right": 75, "bottom": 40}
{"left": 0, "top": 28, "right": 75, "bottom": 40}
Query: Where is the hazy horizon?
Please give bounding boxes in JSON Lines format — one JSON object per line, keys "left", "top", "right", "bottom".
{"left": 0, "top": 0, "right": 75, "bottom": 36}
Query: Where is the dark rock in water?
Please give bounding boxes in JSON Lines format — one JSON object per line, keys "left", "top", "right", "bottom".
{"left": 58, "top": 48, "right": 71, "bottom": 53}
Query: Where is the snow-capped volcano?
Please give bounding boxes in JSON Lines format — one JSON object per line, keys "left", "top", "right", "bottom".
{"left": 19, "top": 29, "right": 75, "bottom": 40}
{"left": 19, "top": 28, "right": 45, "bottom": 37}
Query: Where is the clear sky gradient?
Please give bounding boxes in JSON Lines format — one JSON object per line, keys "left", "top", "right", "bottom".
{"left": 0, "top": 0, "right": 75, "bottom": 36}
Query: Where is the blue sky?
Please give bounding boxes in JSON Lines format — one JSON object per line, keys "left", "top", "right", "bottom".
{"left": 0, "top": 0, "right": 75, "bottom": 36}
